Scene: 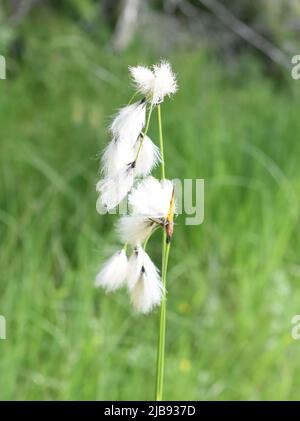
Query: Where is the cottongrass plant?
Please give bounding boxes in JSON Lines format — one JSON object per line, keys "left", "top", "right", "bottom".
{"left": 95, "top": 60, "right": 178, "bottom": 400}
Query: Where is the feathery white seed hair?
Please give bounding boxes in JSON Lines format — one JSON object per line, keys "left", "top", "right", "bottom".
{"left": 134, "top": 135, "right": 161, "bottom": 177}
{"left": 127, "top": 246, "right": 163, "bottom": 314}
{"left": 95, "top": 249, "right": 128, "bottom": 292}
{"left": 129, "top": 61, "right": 177, "bottom": 105}
{"left": 96, "top": 166, "right": 135, "bottom": 211}
{"left": 101, "top": 134, "right": 159, "bottom": 178}
{"left": 116, "top": 177, "right": 174, "bottom": 244}
{"left": 117, "top": 214, "right": 155, "bottom": 245}
{"left": 109, "top": 99, "right": 146, "bottom": 145}
{"left": 129, "top": 176, "right": 175, "bottom": 218}
{"left": 152, "top": 60, "right": 178, "bottom": 104}
{"left": 129, "top": 65, "right": 155, "bottom": 98}
{"left": 115, "top": 177, "right": 174, "bottom": 245}
{"left": 101, "top": 138, "right": 135, "bottom": 177}
{"left": 98, "top": 135, "right": 160, "bottom": 210}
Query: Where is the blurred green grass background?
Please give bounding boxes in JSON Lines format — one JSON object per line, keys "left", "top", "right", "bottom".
{"left": 1, "top": 7, "right": 300, "bottom": 400}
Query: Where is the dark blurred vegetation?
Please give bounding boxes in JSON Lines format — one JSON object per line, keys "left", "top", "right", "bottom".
{"left": 1, "top": 0, "right": 300, "bottom": 70}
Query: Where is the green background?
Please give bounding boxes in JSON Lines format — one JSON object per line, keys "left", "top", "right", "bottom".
{"left": 1, "top": 1, "right": 300, "bottom": 400}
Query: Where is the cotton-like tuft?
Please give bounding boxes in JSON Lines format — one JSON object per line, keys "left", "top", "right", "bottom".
{"left": 129, "top": 176, "right": 175, "bottom": 219}
{"left": 109, "top": 100, "right": 146, "bottom": 145}
{"left": 116, "top": 177, "right": 175, "bottom": 243}
{"left": 95, "top": 249, "right": 128, "bottom": 292}
{"left": 101, "top": 138, "right": 135, "bottom": 177}
{"left": 117, "top": 214, "right": 155, "bottom": 245}
{"left": 134, "top": 135, "right": 161, "bottom": 177}
{"left": 152, "top": 60, "right": 177, "bottom": 104}
{"left": 126, "top": 245, "right": 145, "bottom": 289}
{"left": 129, "top": 65, "right": 155, "bottom": 98}
{"left": 95, "top": 61, "right": 178, "bottom": 316}
{"left": 129, "top": 61, "right": 177, "bottom": 105}
{"left": 127, "top": 246, "right": 163, "bottom": 314}
{"left": 96, "top": 166, "right": 135, "bottom": 211}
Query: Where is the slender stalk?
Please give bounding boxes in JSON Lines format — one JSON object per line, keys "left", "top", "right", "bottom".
{"left": 155, "top": 104, "right": 171, "bottom": 401}
{"left": 157, "top": 104, "right": 165, "bottom": 180}
{"left": 135, "top": 102, "right": 153, "bottom": 162}
{"left": 143, "top": 231, "right": 152, "bottom": 251}
{"left": 126, "top": 100, "right": 154, "bottom": 260}
{"left": 127, "top": 91, "right": 138, "bottom": 105}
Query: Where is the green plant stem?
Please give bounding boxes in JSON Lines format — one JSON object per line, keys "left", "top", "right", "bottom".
{"left": 143, "top": 231, "right": 152, "bottom": 252}
{"left": 155, "top": 104, "right": 171, "bottom": 401}
{"left": 127, "top": 91, "right": 138, "bottom": 105}
{"left": 157, "top": 104, "right": 165, "bottom": 180}
{"left": 135, "top": 102, "right": 153, "bottom": 162}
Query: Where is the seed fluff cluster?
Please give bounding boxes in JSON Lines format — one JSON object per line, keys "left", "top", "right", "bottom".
{"left": 95, "top": 60, "right": 177, "bottom": 314}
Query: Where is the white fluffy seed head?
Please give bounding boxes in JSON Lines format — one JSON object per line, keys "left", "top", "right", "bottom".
{"left": 152, "top": 60, "right": 178, "bottom": 104}
{"left": 101, "top": 138, "right": 135, "bottom": 177}
{"left": 109, "top": 100, "right": 146, "bottom": 145}
{"left": 96, "top": 166, "right": 135, "bottom": 211}
{"left": 134, "top": 135, "right": 161, "bottom": 177}
{"left": 101, "top": 134, "right": 160, "bottom": 180}
{"left": 95, "top": 249, "right": 128, "bottom": 292}
{"left": 126, "top": 245, "right": 145, "bottom": 290}
{"left": 129, "top": 65, "right": 155, "bottom": 98}
{"left": 129, "top": 61, "right": 178, "bottom": 105}
{"left": 128, "top": 176, "right": 175, "bottom": 219}
{"left": 115, "top": 177, "right": 175, "bottom": 243}
{"left": 98, "top": 134, "right": 161, "bottom": 211}
{"left": 127, "top": 246, "right": 163, "bottom": 314}
{"left": 117, "top": 214, "right": 155, "bottom": 245}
